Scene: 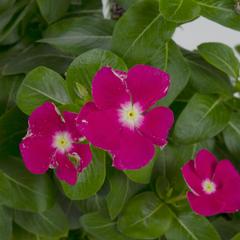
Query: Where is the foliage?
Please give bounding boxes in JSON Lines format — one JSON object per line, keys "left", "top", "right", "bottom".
{"left": 0, "top": 0, "right": 240, "bottom": 239}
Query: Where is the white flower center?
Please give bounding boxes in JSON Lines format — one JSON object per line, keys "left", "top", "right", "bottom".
{"left": 118, "top": 102, "right": 143, "bottom": 130}
{"left": 53, "top": 131, "right": 73, "bottom": 153}
{"left": 202, "top": 179, "right": 216, "bottom": 194}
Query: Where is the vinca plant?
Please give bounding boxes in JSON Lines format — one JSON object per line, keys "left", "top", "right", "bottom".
{"left": 1, "top": 0, "right": 240, "bottom": 239}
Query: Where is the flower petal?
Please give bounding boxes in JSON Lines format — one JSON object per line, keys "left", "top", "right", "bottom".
{"left": 77, "top": 106, "right": 121, "bottom": 151}
{"left": 19, "top": 135, "right": 53, "bottom": 174}
{"left": 213, "top": 160, "right": 240, "bottom": 186}
{"left": 112, "top": 129, "right": 155, "bottom": 170}
{"left": 219, "top": 177, "right": 240, "bottom": 213}
{"left": 63, "top": 111, "right": 81, "bottom": 141}
{"left": 181, "top": 160, "right": 203, "bottom": 195}
{"left": 70, "top": 143, "right": 92, "bottom": 172}
{"left": 195, "top": 149, "right": 217, "bottom": 179}
{"left": 126, "top": 65, "right": 170, "bottom": 110}
{"left": 55, "top": 153, "right": 78, "bottom": 185}
{"left": 140, "top": 107, "right": 174, "bottom": 146}
{"left": 92, "top": 67, "right": 130, "bottom": 110}
{"left": 187, "top": 192, "right": 223, "bottom": 216}
{"left": 28, "top": 102, "right": 63, "bottom": 137}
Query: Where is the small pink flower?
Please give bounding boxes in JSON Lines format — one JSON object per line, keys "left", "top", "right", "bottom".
{"left": 19, "top": 102, "right": 92, "bottom": 185}
{"left": 77, "top": 64, "right": 174, "bottom": 170}
{"left": 182, "top": 149, "right": 240, "bottom": 216}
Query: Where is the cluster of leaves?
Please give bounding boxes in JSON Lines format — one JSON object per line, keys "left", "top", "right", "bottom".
{"left": 1, "top": 0, "right": 240, "bottom": 239}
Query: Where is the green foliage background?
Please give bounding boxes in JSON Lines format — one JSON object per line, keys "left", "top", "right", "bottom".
{"left": 0, "top": 0, "right": 240, "bottom": 239}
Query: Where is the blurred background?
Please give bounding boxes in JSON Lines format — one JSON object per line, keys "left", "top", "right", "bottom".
{"left": 174, "top": 17, "right": 240, "bottom": 56}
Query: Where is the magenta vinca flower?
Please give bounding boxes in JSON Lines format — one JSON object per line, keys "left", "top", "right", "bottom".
{"left": 182, "top": 149, "right": 240, "bottom": 216}
{"left": 77, "top": 64, "right": 174, "bottom": 170}
{"left": 20, "top": 102, "right": 92, "bottom": 185}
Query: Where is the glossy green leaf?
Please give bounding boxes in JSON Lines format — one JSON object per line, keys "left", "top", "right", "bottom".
{"left": 156, "top": 144, "right": 195, "bottom": 198}
{"left": 116, "top": 0, "right": 138, "bottom": 9}
{"left": 80, "top": 211, "right": 130, "bottom": 240}
{"left": 198, "top": 42, "right": 240, "bottom": 79}
{"left": 165, "top": 211, "right": 221, "bottom": 240}
{"left": 159, "top": 0, "right": 201, "bottom": 23}
{"left": 156, "top": 41, "right": 190, "bottom": 106}
{"left": 106, "top": 170, "right": 142, "bottom": 220}
{"left": 12, "top": 224, "right": 35, "bottom": 240}
{"left": 185, "top": 52, "right": 233, "bottom": 96}
{"left": 0, "top": 206, "right": 12, "bottom": 240}
{"left": 112, "top": 0, "right": 176, "bottom": 67}
{"left": 117, "top": 192, "right": 172, "bottom": 239}
{"left": 232, "top": 233, "right": 240, "bottom": 240}
{"left": 213, "top": 217, "right": 240, "bottom": 240}
{"left": 15, "top": 204, "right": 68, "bottom": 237}
{"left": 36, "top": 0, "right": 70, "bottom": 23}
{"left": 107, "top": 171, "right": 129, "bottom": 220}
{"left": 236, "top": 45, "right": 240, "bottom": 55}
{"left": 223, "top": 112, "right": 240, "bottom": 158}
{"left": 0, "top": 107, "right": 27, "bottom": 155}
{"left": 174, "top": 94, "right": 231, "bottom": 144}
{"left": 0, "top": 0, "right": 30, "bottom": 43}
{"left": 124, "top": 154, "right": 155, "bottom": 184}
{"left": 16, "top": 66, "right": 71, "bottom": 115}
{"left": 197, "top": 0, "right": 240, "bottom": 31}
{"left": 39, "top": 17, "right": 114, "bottom": 55}
{"left": 12, "top": 223, "right": 60, "bottom": 240}
{"left": 2, "top": 44, "right": 73, "bottom": 76}
{"left": 0, "top": 155, "right": 56, "bottom": 212}
{"left": 66, "top": 49, "right": 127, "bottom": 100}
{"left": 0, "top": 75, "right": 22, "bottom": 116}
{"left": 61, "top": 147, "right": 106, "bottom": 200}
{"left": 0, "top": 0, "right": 15, "bottom": 13}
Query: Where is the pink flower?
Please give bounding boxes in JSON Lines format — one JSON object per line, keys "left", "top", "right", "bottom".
{"left": 182, "top": 149, "right": 240, "bottom": 216}
{"left": 77, "top": 64, "right": 174, "bottom": 170}
{"left": 19, "top": 102, "right": 92, "bottom": 185}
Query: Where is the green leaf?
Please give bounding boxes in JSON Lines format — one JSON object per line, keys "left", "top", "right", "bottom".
{"left": 0, "top": 155, "right": 56, "bottom": 212}
{"left": 236, "top": 45, "right": 240, "bottom": 55}
{"left": 80, "top": 212, "right": 130, "bottom": 240}
{"left": 232, "top": 233, "right": 240, "bottom": 240}
{"left": 39, "top": 17, "right": 114, "bottom": 55}
{"left": 66, "top": 49, "right": 127, "bottom": 101}
{"left": 116, "top": 0, "right": 138, "bottom": 9}
{"left": 0, "top": 75, "right": 22, "bottom": 116}
{"left": 185, "top": 52, "right": 233, "bottom": 96}
{"left": 223, "top": 112, "right": 240, "bottom": 158}
{"left": 112, "top": 0, "right": 176, "bottom": 67}
{"left": 156, "top": 41, "right": 190, "bottom": 106}
{"left": 0, "top": 0, "right": 15, "bottom": 13}
{"left": 124, "top": 154, "right": 155, "bottom": 184}
{"left": 212, "top": 217, "right": 240, "bottom": 240}
{"left": 16, "top": 66, "right": 71, "bottom": 115}
{"left": 12, "top": 224, "right": 35, "bottom": 240}
{"left": 106, "top": 170, "right": 142, "bottom": 220}
{"left": 174, "top": 94, "right": 231, "bottom": 144}
{"left": 0, "top": 107, "right": 27, "bottom": 155}
{"left": 165, "top": 211, "right": 221, "bottom": 240}
{"left": 198, "top": 42, "right": 240, "bottom": 79}
{"left": 0, "top": 0, "right": 33, "bottom": 44}
{"left": 197, "top": 0, "right": 240, "bottom": 31}
{"left": 117, "top": 192, "right": 172, "bottom": 239}
{"left": 0, "top": 206, "right": 12, "bottom": 240}
{"left": 61, "top": 147, "right": 106, "bottom": 200}
{"left": 12, "top": 223, "right": 60, "bottom": 240}
{"left": 36, "top": 0, "right": 70, "bottom": 24}
{"left": 107, "top": 171, "right": 129, "bottom": 220}
{"left": 2, "top": 44, "right": 73, "bottom": 76}
{"left": 159, "top": 0, "right": 201, "bottom": 23}
{"left": 15, "top": 204, "right": 68, "bottom": 238}
{"left": 156, "top": 144, "right": 195, "bottom": 198}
